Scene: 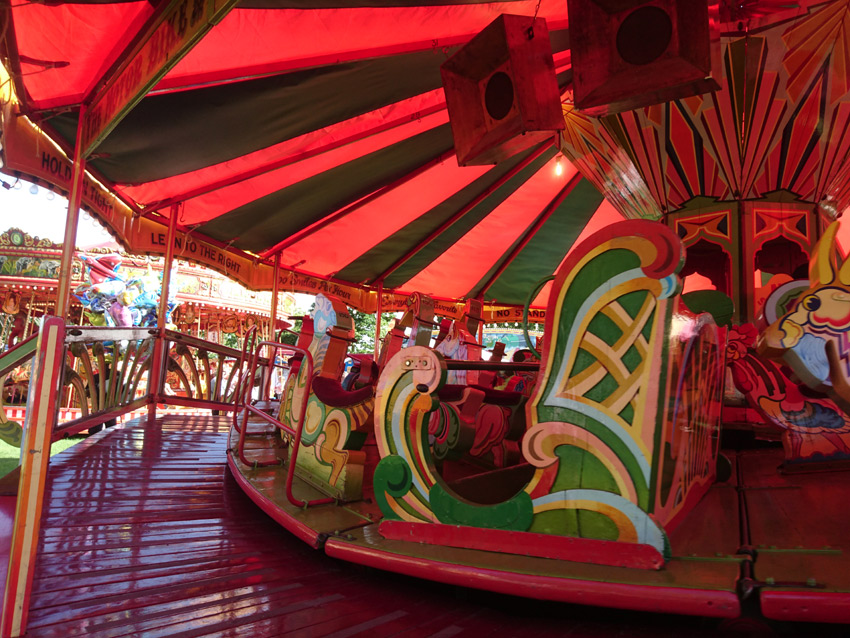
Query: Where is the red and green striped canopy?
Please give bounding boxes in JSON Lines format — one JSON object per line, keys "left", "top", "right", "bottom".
{"left": 2, "top": 1, "right": 848, "bottom": 313}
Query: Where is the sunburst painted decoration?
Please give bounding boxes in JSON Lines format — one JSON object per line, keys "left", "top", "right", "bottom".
{"left": 560, "top": 1, "right": 850, "bottom": 220}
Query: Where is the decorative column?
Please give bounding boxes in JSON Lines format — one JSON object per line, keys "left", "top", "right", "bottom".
{"left": 55, "top": 106, "right": 86, "bottom": 320}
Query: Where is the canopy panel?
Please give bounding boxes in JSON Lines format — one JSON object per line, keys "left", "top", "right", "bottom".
{"left": 4, "top": 0, "right": 838, "bottom": 316}
{"left": 1, "top": 0, "right": 591, "bottom": 312}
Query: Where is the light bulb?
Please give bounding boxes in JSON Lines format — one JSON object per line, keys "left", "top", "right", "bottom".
{"left": 554, "top": 156, "right": 563, "bottom": 176}
{"left": 29, "top": 184, "right": 39, "bottom": 195}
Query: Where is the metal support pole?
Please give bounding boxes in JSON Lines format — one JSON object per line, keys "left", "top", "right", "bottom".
{"left": 270, "top": 253, "right": 281, "bottom": 334}
{"left": 478, "top": 312, "right": 484, "bottom": 345}
{"left": 265, "top": 253, "right": 281, "bottom": 398}
{"left": 55, "top": 106, "right": 87, "bottom": 319}
{"left": 374, "top": 281, "right": 384, "bottom": 359}
{"left": 147, "top": 205, "right": 179, "bottom": 423}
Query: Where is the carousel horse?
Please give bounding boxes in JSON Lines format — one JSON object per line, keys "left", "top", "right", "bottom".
{"left": 374, "top": 220, "right": 724, "bottom": 563}
{"left": 728, "top": 323, "right": 850, "bottom": 468}
{"left": 752, "top": 222, "right": 850, "bottom": 464}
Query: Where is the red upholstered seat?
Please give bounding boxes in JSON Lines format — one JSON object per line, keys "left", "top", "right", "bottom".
{"left": 437, "top": 384, "right": 524, "bottom": 407}
{"left": 312, "top": 375, "right": 374, "bottom": 408}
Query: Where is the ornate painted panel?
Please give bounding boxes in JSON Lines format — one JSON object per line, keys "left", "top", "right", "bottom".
{"left": 760, "top": 222, "right": 850, "bottom": 415}
{"left": 665, "top": 199, "right": 819, "bottom": 323}
{"left": 560, "top": 3, "right": 850, "bottom": 219}
{"left": 277, "top": 293, "right": 374, "bottom": 500}
{"left": 373, "top": 221, "right": 725, "bottom": 560}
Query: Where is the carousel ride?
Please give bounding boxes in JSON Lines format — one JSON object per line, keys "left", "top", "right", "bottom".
{"left": 2, "top": 0, "right": 850, "bottom": 630}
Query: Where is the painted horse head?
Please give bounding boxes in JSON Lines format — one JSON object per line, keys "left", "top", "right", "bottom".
{"left": 758, "top": 222, "right": 850, "bottom": 407}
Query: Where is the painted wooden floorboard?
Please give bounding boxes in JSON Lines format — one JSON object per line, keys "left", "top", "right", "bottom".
{"left": 22, "top": 415, "right": 849, "bottom": 637}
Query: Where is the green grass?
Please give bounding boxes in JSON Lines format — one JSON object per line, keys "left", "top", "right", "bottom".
{"left": 0, "top": 434, "right": 87, "bottom": 479}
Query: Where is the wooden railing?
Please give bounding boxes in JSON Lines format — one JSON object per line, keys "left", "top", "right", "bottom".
{"left": 0, "top": 334, "right": 39, "bottom": 444}
{"left": 2, "top": 317, "right": 277, "bottom": 636}
{"left": 156, "top": 329, "right": 268, "bottom": 413}
{"left": 3, "top": 324, "right": 269, "bottom": 440}
{"left": 56, "top": 326, "right": 157, "bottom": 438}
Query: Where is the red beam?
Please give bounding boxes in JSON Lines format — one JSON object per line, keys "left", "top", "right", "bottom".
{"left": 324, "top": 538, "right": 741, "bottom": 618}
{"left": 379, "top": 520, "right": 664, "bottom": 570}
{"left": 761, "top": 591, "right": 850, "bottom": 623}
{"left": 263, "top": 148, "right": 458, "bottom": 259}
{"left": 146, "top": 18, "right": 570, "bottom": 96}
{"left": 52, "top": 397, "right": 149, "bottom": 440}
{"left": 80, "top": 0, "right": 240, "bottom": 157}
{"left": 151, "top": 102, "right": 446, "bottom": 212}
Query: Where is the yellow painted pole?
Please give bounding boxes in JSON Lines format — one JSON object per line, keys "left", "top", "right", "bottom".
{"left": 1, "top": 317, "right": 65, "bottom": 637}
{"left": 146, "top": 205, "right": 179, "bottom": 423}
{"left": 374, "top": 281, "right": 384, "bottom": 359}
{"left": 55, "top": 106, "right": 86, "bottom": 319}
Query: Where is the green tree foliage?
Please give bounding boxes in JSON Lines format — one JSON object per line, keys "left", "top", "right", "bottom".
{"left": 276, "top": 317, "right": 303, "bottom": 346}
{"left": 349, "top": 308, "right": 396, "bottom": 354}
{"left": 222, "top": 331, "right": 240, "bottom": 350}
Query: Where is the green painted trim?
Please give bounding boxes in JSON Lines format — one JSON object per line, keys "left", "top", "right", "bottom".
{"left": 429, "top": 482, "right": 533, "bottom": 531}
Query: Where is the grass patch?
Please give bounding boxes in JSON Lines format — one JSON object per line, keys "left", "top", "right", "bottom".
{"left": 0, "top": 432, "right": 88, "bottom": 478}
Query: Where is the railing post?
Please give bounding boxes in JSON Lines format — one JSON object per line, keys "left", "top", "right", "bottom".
{"left": 147, "top": 204, "right": 179, "bottom": 423}
{"left": 1, "top": 317, "right": 66, "bottom": 638}
{"left": 265, "top": 252, "right": 281, "bottom": 398}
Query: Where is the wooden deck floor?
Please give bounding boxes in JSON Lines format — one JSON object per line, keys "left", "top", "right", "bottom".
{"left": 18, "top": 416, "right": 846, "bottom": 636}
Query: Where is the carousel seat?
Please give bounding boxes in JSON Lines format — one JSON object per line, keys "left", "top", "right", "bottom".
{"left": 437, "top": 383, "right": 524, "bottom": 407}
{"left": 311, "top": 374, "right": 375, "bottom": 408}
{"left": 341, "top": 356, "right": 379, "bottom": 390}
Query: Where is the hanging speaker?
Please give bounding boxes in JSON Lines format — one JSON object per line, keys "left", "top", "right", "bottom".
{"left": 441, "top": 14, "right": 565, "bottom": 166}
{"left": 567, "top": 0, "right": 720, "bottom": 116}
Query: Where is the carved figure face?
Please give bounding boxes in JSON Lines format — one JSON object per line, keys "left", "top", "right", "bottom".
{"left": 759, "top": 222, "right": 850, "bottom": 391}
{"left": 775, "top": 287, "right": 850, "bottom": 348}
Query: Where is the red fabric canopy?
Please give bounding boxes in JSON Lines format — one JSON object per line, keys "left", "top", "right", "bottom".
{"left": 3, "top": 0, "right": 837, "bottom": 313}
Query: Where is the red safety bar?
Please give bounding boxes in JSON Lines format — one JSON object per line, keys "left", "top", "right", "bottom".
{"left": 236, "top": 339, "right": 334, "bottom": 509}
